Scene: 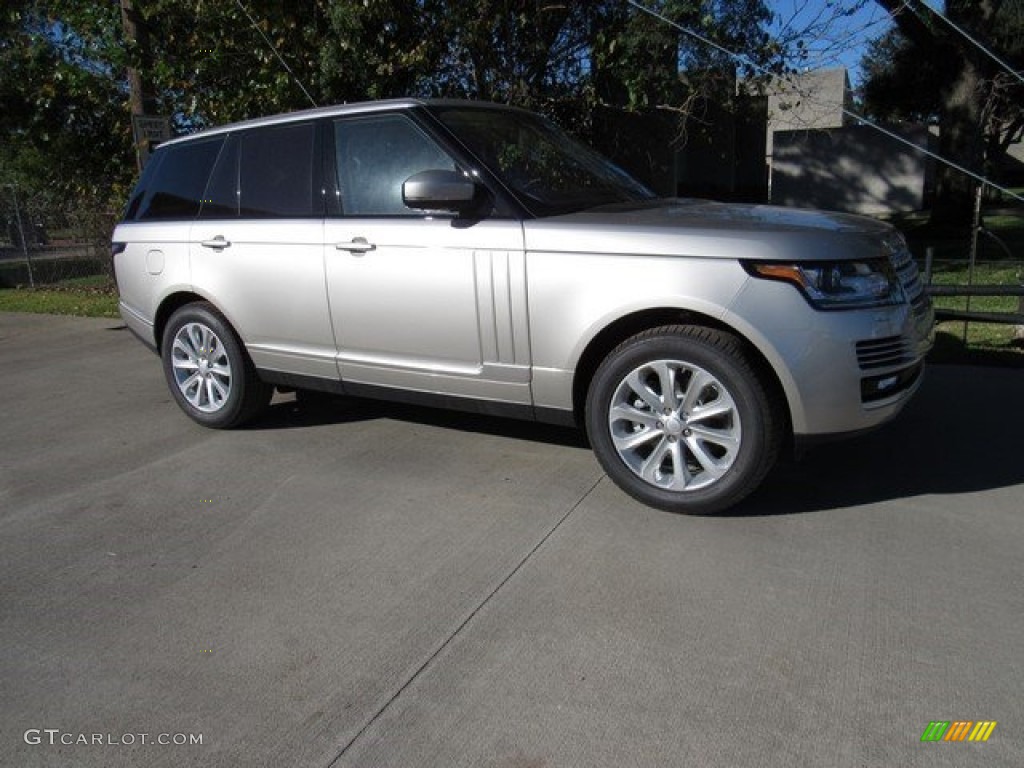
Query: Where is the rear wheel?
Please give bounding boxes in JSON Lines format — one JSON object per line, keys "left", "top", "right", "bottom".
{"left": 161, "top": 303, "right": 272, "bottom": 429}
{"left": 585, "top": 325, "right": 782, "bottom": 514}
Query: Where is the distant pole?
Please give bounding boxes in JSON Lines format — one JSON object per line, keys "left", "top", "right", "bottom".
{"left": 963, "top": 183, "right": 983, "bottom": 344}
{"left": 7, "top": 185, "right": 34, "bottom": 288}
{"left": 1016, "top": 273, "right": 1024, "bottom": 347}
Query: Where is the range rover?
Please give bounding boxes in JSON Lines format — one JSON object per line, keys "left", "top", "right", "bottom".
{"left": 112, "top": 99, "right": 934, "bottom": 514}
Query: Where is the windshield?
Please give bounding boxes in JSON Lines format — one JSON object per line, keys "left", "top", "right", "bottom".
{"left": 428, "top": 105, "right": 656, "bottom": 217}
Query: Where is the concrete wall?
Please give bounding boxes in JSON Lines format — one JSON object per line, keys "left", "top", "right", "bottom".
{"left": 766, "top": 68, "right": 850, "bottom": 162}
{"left": 771, "top": 124, "right": 931, "bottom": 215}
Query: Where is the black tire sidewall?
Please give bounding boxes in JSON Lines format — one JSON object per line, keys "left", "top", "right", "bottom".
{"left": 586, "top": 329, "right": 774, "bottom": 514}
{"left": 161, "top": 303, "right": 255, "bottom": 429}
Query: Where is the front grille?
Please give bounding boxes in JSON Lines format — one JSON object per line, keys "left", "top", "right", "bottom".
{"left": 856, "top": 335, "right": 913, "bottom": 370}
{"left": 886, "top": 236, "right": 930, "bottom": 320}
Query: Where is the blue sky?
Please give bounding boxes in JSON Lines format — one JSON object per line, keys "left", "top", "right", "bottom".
{"left": 766, "top": 0, "right": 943, "bottom": 86}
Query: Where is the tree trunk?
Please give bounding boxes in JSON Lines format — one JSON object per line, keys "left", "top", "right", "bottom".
{"left": 929, "top": 0, "right": 1002, "bottom": 227}
{"left": 120, "top": 0, "right": 152, "bottom": 171}
{"left": 931, "top": 54, "right": 985, "bottom": 227}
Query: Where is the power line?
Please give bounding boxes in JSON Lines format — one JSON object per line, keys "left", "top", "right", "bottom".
{"left": 234, "top": 0, "right": 317, "bottom": 108}
{"left": 907, "top": 0, "right": 1024, "bottom": 86}
{"left": 625, "top": 0, "right": 1024, "bottom": 204}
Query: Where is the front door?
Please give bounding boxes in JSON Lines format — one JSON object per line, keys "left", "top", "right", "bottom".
{"left": 323, "top": 112, "right": 531, "bottom": 405}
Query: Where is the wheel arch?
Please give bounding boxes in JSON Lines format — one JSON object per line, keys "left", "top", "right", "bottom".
{"left": 154, "top": 291, "right": 218, "bottom": 354}
{"left": 156, "top": 296, "right": 273, "bottom": 428}
{"left": 571, "top": 308, "right": 792, "bottom": 437}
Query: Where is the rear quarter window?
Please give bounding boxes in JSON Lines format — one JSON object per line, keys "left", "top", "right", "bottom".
{"left": 199, "top": 136, "right": 240, "bottom": 219}
{"left": 131, "top": 138, "right": 224, "bottom": 221}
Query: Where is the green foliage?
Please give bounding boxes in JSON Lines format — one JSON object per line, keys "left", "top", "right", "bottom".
{"left": 0, "top": 2, "right": 133, "bottom": 216}
{"left": 1, "top": 0, "right": 780, "bottom": 225}
{"left": 0, "top": 284, "right": 119, "bottom": 318}
{"left": 319, "top": 0, "right": 441, "bottom": 102}
{"left": 860, "top": 28, "right": 944, "bottom": 124}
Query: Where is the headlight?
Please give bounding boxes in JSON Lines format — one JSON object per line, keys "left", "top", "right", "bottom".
{"left": 744, "top": 259, "right": 903, "bottom": 310}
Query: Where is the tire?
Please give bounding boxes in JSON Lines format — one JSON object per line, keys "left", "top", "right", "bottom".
{"left": 161, "top": 302, "right": 273, "bottom": 429}
{"left": 585, "top": 325, "right": 783, "bottom": 515}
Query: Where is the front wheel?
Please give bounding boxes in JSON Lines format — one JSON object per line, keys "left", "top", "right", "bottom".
{"left": 585, "top": 325, "right": 783, "bottom": 514}
{"left": 161, "top": 302, "right": 272, "bottom": 429}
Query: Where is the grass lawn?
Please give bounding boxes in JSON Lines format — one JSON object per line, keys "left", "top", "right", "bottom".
{"left": 927, "top": 261, "right": 1023, "bottom": 351}
{"left": 888, "top": 205, "right": 1024, "bottom": 366}
{"left": 0, "top": 275, "right": 119, "bottom": 319}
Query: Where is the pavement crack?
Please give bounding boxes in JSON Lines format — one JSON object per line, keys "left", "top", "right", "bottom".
{"left": 324, "top": 473, "right": 605, "bottom": 767}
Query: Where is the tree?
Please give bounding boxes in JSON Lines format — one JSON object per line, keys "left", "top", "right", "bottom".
{"left": 0, "top": 2, "right": 134, "bottom": 228}
{"left": 319, "top": 0, "right": 442, "bottom": 102}
{"left": 1, "top": 0, "right": 780, "bottom": 221}
{"left": 862, "top": 0, "right": 1024, "bottom": 224}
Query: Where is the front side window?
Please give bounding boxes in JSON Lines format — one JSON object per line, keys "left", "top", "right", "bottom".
{"left": 132, "top": 138, "right": 224, "bottom": 221}
{"left": 239, "top": 122, "right": 316, "bottom": 218}
{"left": 333, "top": 114, "right": 456, "bottom": 216}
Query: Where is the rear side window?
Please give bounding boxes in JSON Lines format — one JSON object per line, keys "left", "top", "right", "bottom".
{"left": 199, "top": 136, "right": 240, "bottom": 219}
{"left": 238, "top": 122, "right": 316, "bottom": 218}
{"left": 132, "top": 138, "right": 224, "bottom": 221}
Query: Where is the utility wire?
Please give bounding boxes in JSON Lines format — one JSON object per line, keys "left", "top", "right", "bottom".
{"left": 234, "top": 0, "right": 317, "bottom": 108}
{"left": 625, "top": 0, "right": 1024, "bottom": 204}
{"left": 906, "top": 0, "right": 1024, "bottom": 86}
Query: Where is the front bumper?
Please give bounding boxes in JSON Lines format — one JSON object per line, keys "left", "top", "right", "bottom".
{"left": 725, "top": 277, "right": 934, "bottom": 437}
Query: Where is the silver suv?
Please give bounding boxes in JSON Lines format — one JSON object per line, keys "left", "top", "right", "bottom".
{"left": 112, "top": 99, "right": 933, "bottom": 514}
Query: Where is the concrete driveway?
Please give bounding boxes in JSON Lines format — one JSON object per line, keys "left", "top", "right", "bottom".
{"left": 1, "top": 311, "right": 1022, "bottom": 767}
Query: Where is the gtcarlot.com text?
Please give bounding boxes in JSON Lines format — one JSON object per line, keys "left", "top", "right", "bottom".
{"left": 24, "top": 729, "right": 203, "bottom": 746}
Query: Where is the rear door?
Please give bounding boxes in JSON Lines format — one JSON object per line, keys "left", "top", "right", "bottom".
{"left": 190, "top": 121, "right": 337, "bottom": 380}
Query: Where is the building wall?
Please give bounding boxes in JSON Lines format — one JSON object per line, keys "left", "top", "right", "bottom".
{"left": 765, "top": 68, "right": 851, "bottom": 165}
{"left": 603, "top": 65, "right": 948, "bottom": 215}
{"left": 771, "top": 124, "right": 931, "bottom": 215}
{"left": 1000, "top": 139, "right": 1024, "bottom": 185}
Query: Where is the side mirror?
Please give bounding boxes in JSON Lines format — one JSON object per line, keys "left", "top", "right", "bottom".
{"left": 403, "top": 170, "right": 481, "bottom": 214}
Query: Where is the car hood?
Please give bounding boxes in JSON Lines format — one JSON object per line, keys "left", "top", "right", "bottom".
{"left": 522, "top": 198, "right": 897, "bottom": 262}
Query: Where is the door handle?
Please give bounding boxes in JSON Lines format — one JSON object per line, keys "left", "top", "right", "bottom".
{"left": 200, "top": 236, "right": 231, "bottom": 250}
{"left": 336, "top": 237, "right": 376, "bottom": 253}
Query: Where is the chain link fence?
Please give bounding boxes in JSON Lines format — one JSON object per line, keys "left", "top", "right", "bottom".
{"left": 1, "top": 185, "right": 116, "bottom": 289}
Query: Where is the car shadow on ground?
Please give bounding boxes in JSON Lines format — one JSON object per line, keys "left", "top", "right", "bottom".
{"left": 248, "top": 365, "right": 1023, "bottom": 516}
{"left": 252, "top": 391, "right": 590, "bottom": 450}
{"left": 729, "top": 364, "right": 1024, "bottom": 516}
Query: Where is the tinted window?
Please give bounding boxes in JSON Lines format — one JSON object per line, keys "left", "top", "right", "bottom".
{"left": 123, "top": 151, "right": 165, "bottom": 221}
{"left": 334, "top": 114, "right": 456, "bottom": 216}
{"left": 199, "top": 136, "right": 240, "bottom": 219}
{"left": 135, "top": 138, "right": 224, "bottom": 221}
{"left": 239, "top": 123, "right": 316, "bottom": 218}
